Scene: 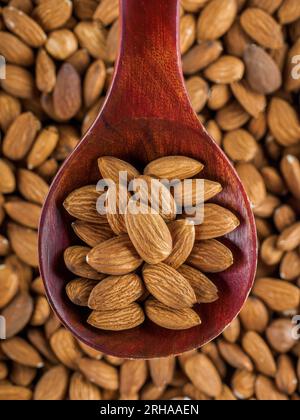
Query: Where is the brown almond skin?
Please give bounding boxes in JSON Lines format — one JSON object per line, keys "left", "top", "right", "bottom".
{"left": 88, "top": 303, "right": 145, "bottom": 331}
{"left": 125, "top": 202, "right": 173, "bottom": 265}
{"left": 164, "top": 220, "right": 195, "bottom": 269}
{"left": 0, "top": 265, "right": 19, "bottom": 309}
{"left": 69, "top": 372, "right": 102, "bottom": 401}
{"left": 1, "top": 337, "right": 44, "bottom": 369}
{"left": 253, "top": 278, "right": 300, "bottom": 311}
{"left": 145, "top": 298, "right": 201, "bottom": 330}
{"left": 78, "top": 358, "right": 119, "bottom": 390}
{"left": 88, "top": 274, "right": 145, "bottom": 310}
{"left": 87, "top": 236, "right": 143, "bottom": 275}
{"left": 187, "top": 239, "right": 234, "bottom": 273}
{"left": 66, "top": 278, "right": 99, "bottom": 307}
{"left": 63, "top": 185, "right": 107, "bottom": 224}
{"left": 174, "top": 179, "right": 223, "bottom": 208}
{"left": 64, "top": 246, "right": 105, "bottom": 281}
{"left": 72, "top": 221, "right": 113, "bottom": 247}
{"left": 144, "top": 156, "right": 204, "bottom": 180}
{"left": 178, "top": 265, "right": 218, "bottom": 304}
{"left": 34, "top": 365, "right": 69, "bottom": 401}
{"left": 195, "top": 204, "right": 240, "bottom": 240}
{"left": 143, "top": 263, "right": 197, "bottom": 309}
{"left": 98, "top": 156, "right": 140, "bottom": 183}
{"left": 1, "top": 293, "right": 33, "bottom": 338}
{"left": 242, "top": 331, "right": 277, "bottom": 377}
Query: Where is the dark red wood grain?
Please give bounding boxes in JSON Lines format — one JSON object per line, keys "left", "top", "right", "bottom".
{"left": 39, "top": 0, "right": 257, "bottom": 359}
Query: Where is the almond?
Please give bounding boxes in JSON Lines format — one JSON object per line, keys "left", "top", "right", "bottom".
{"left": 2, "top": 6, "right": 46, "bottom": 48}
{"left": 3, "top": 112, "right": 41, "bottom": 161}
{"left": 88, "top": 303, "right": 145, "bottom": 331}
{"left": 36, "top": 49, "right": 56, "bottom": 94}
{"left": 33, "top": 0, "right": 73, "bottom": 31}
{"left": 74, "top": 21, "right": 107, "bottom": 59}
{"left": 27, "top": 126, "right": 59, "bottom": 169}
{"left": 244, "top": 45, "right": 282, "bottom": 94}
{"left": 231, "top": 369, "right": 256, "bottom": 400}
{"left": 231, "top": 81, "right": 266, "bottom": 118}
{"left": 0, "top": 159, "right": 16, "bottom": 194}
{"left": 278, "top": 0, "right": 300, "bottom": 24}
{"left": 275, "top": 355, "right": 298, "bottom": 395}
{"left": 125, "top": 202, "right": 172, "bottom": 265}
{"left": 174, "top": 179, "right": 223, "bottom": 208}
{"left": 84, "top": 59, "right": 106, "bottom": 107}
{"left": 69, "top": 372, "right": 102, "bottom": 401}
{"left": 253, "top": 278, "right": 300, "bottom": 311}
{"left": 7, "top": 223, "right": 38, "bottom": 267}
{"left": 0, "top": 385, "right": 32, "bottom": 401}
{"left": 72, "top": 221, "right": 113, "bottom": 247}
{"left": 0, "top": 92, "right": 21, "bottom": 132}
{"left": 178, "top": 264, "right": 218, "bottom": 303}
{"left": 34, "top": 365, "right": 69, "bottom": 401}
{"left": 87, "top": 236, "right": 143, "bottom": 275}
{"left": 98, "top": 156, "right": 140, "bottom": 183}
{"left": 120, "top": 360, "right": 148, "bottom": 399}
{"left": 240, "top": 8, "right": 284, "bottom": 50}
{"left": 88, "top": 274, "right": 145, "bottom": 310}
{"left": 184, "top": 353, "right": 222, "bottom": 398}
{"left": 144, "top": 298, "right": 201, "bottom": 330}
{"left": 280, "top": 251, "right": 300, "bottom": 280}
{"left": 1, "top": 64, "right": 35, "bottom": 99}
{"left": 63, "top": 185, "right": 106, "bottom": 224}
{"left": 204, "top": 56, "right": 245, "bottom": 84}
{"left": 187, "top": 239, "right": 234, "bottom": 273}
{"left": 182, "top": 41, "right": 223, "bottom": 75}
{"left": 0, "top": 31, "right": 34, "bottom": 67}
{"left": 197, "top": 0, "right": 237, "bottom": 41}
{"left": 164, "top": 220, "right": 195, "bottom": 269}
{"left": 64, "top": 246, "right": 105, "bottom": 280}
{"left": 4, "top": 201, "right": 41, "bottom": 229}
{"left": 268, "top": 98, "right": 300, "bottom": 146}
{"left": 240, "top": 297, "right": 269, "bottom": 333}
{"left": 106, "top": 184, "right": 129, "bottom": 235}
{"left": 195, "top": 204, "right": 240, "bottom": 240}
{"left": 143, "top": 263, "right": 197, "bottom": 309}
{"left": 255, "top": 375, "right": 288, "bottom": 401}
{"left": 78, "top": 358, "right": 118, "bottom": 390}
{"left": 50, "top": 328, "right": 82, "bottom": 369}
{"left": 1, "top": 293, "right": 33, "bottom": 338}
{"left": 149, "top": 358, "right": 175, "bottom": 388}
{"left": 218, "top": 340, "right": 253, "bottom": 371}
{"left": 242, "top": 331, "right": 276, "bottom": 377}
{"left": 0, "top": 265, "right": 19, "bottom": 309}
{"left": 280, "top": 155, "right": 300, "bottom": 200}
{"left": 53, "top": 63, "right": 82, "bottom": 120}
{"left": 277, "top": 221, "right": 300, "bottom": 251}
{"left": 93, "top": 0, "right": 119, "bottom": 26}
{"left": 18, "top": 169, "right": 49, "bottom": 206}
{"left": 236, "top": 163, "right": 267, "bottom": 208}
{"left": 144, "top": 156, "right": 203, "bottom": 180}
{"left": 266, "top": 319, "right": 296, "bottom": 353}
{"left": 1, "top": 337, "right": 44, "bottom": 368}
{"left": 186, "top": 76, "right": 209, "bottom": 112}
{"left": 180, "top": 14, "right": 196, "bottom": 54}
{"left": 66, "top": 278, "right": 98, "bottom": 307}
{"left": 132, "top": 176, "right": 177, "bottom": 222}
{"left": 216, "top": 101, "right": 250, "bottom": 131}
{"left": 46, "top": 29, "right": 78, "bottom": 60}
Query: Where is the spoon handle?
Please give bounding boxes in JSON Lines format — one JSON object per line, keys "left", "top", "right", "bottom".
{"left": 101, "top": 0, "right": 198, "bottom": 126}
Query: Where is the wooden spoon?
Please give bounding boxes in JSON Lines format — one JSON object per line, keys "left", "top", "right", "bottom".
{"left": 39, "top": 0, "right": 257, "bottom": 359}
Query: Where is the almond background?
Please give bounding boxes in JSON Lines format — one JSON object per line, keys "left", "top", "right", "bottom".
{"left": 0, "top": 0, "right": 300, "bottom": 400}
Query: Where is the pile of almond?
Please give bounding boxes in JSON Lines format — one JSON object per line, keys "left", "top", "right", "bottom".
{"left": 63, "top": 156, "right": 239, "bottom": 331}
{"left": 0, "top": 0, "right": 300, "bottom": 401}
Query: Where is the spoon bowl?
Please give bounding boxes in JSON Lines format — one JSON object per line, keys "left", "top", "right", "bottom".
{"left": 39, "top": 0, "right": 257, "bottom": 359}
